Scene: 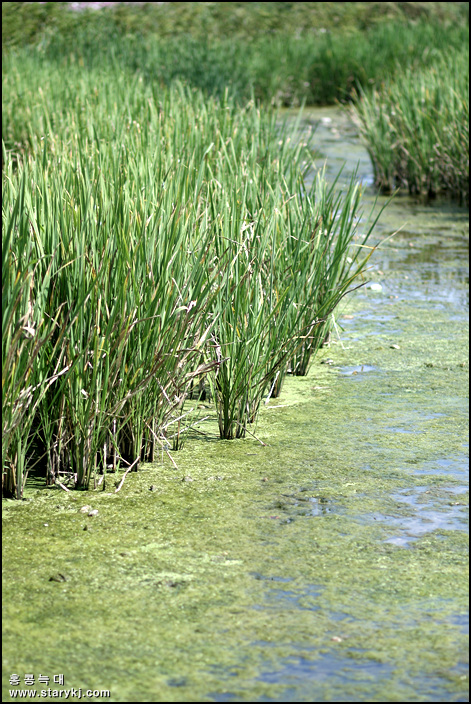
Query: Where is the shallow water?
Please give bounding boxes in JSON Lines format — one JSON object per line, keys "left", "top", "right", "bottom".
{"left": 2, "top": 107, "right": 468, "bottom": 702}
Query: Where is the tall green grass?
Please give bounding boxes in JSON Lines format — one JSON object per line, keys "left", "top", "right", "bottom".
{"left": 246, "top": 20, "right": 468, "bottom": 107}
{"left": 3, "top": 50, "right": 381, "bottom": 496}
{"left": 352, "top": 49, "right": 469, "bottom": 203}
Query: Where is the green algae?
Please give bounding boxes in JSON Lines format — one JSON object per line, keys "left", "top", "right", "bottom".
{"left": 3, "top": 315, "right": 468, "bottom": 701}
{"left": 2, "top": 110, "right": 468, "bottom": 703}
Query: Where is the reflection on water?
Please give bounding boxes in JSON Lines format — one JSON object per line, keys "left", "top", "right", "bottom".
{"left": 383, "top": 486, "right": 468, "bottom": 547}
{"left": 256, "top": 652, "right": 393, "bottom": 703}
{"left": 338, "top": 364, "right": 376, "bottom": 376}
{"left": 210, "top": 648, "right": 468, "bottom": 703}
{"left": 410, "top": 456, "right": 469, "bottom": 479}
{"left": 371, "top": 237, "right": 469, "bottom": 309}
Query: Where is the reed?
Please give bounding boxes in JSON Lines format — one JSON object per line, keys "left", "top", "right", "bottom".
{"left": 3, "top": 49, "right": 382, "bottom": 495}
{"left": 352, "top": 49, "right": 469, "bottom": 204}
{"left": 276, "top": 169, "right": 381, "bottom": 382}
{"left": 2, "top": 65, "right": 221, "bottom": 493}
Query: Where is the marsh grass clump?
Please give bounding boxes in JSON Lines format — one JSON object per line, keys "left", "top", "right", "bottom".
{"left": 3, "top": 49, "right": 380, "bottom": 496}
{"left": 353, "top": 49, "right": 469, "bottom": 204}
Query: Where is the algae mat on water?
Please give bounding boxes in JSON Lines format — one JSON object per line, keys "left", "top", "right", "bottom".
{"left": 2, "top": 191, "right": 468, "bottom": 700}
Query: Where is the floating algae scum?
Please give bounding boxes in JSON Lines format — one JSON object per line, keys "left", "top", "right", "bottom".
{"left": 2, "top": 106, "right": 468, "bottom": 702}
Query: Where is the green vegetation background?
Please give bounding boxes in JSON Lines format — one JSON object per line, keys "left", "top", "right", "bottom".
{"left": 2, "top": 2, "right": 469, "bottom": 106}
{"left": 3, "top": 2, "right": 469, "bottom": 44}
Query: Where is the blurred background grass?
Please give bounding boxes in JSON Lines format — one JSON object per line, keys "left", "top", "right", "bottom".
{"left": 2, "top": 2, "right": 469, "bottom": 106}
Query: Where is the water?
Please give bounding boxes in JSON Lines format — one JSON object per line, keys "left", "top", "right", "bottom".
{"left": 223, "top": 106, "right": 469, "bottom": 702}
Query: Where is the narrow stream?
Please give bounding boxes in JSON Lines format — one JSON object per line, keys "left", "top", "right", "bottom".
{"left": 208, "top": 107, "right": 469, "bottom": 702}
{"left": 2, "top": 107, "right": 468, "bottom": 703}
{"left": 265, "top": 108, "right": 467, "bottom": 701}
